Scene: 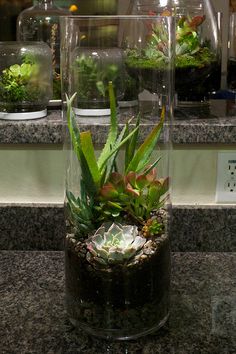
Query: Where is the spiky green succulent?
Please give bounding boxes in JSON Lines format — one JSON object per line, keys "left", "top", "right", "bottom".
{"left": 86, "top": 223, "right": 146, "bottom": 266}
{"left": 66, "top": 83, "right": 167, "bottom": 238}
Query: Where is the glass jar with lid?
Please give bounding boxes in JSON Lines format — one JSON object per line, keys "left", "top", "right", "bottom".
{"left": 131, "top": 0, "right": 221, "bottom": 108}
{"left": 0, "top": 41, "right": 52, "bottom": 120}
{"left": 17, "top": 0, "right": 70, "bottom": 104}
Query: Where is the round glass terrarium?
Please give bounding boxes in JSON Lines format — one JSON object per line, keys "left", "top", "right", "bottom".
{"left": 61, "top": 15, "right": 174, "bottom": 119}
{"left": 71, "top": 47, "right": 124, "bottom": 117}
{"left": 62, "top": 15, "right": 173, "bottom": 341}
{"left": 0, "top": 41, "right": 52, "bottom": 120}
{"left": 17, "top": 0, "right": 70, "bottom": 104}
{"left": 131, "top": 0, "right": 221, "bottom": 107}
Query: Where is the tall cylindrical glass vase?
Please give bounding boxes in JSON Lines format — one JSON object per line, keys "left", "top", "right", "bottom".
{"left": 61, "top": 15, "right": 174, "bottom": 340}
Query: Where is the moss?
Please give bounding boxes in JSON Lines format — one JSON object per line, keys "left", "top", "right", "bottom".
{"left": 125, "top": 55, "right": 167, "bottom": 71}
{"left": 126, "top": 47, "right": 217, "bottom": 71}
{"left": 176, "top": 47, "right": 217, "bottom": 69}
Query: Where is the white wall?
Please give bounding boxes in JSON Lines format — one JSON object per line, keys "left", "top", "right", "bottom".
{"left": 0, "top": 144, "right": 234, "bottom": 206}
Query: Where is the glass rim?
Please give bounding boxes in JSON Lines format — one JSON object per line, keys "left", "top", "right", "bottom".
{"left": 0, "top": 41, "right": 49, "bottom": 46}
{"left": 60, "top": 14, "right": 174, "bottom": 21}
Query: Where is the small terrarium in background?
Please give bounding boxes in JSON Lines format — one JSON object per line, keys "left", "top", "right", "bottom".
{"left": 71, "top": 47, "right": 124, "bottom": 117}
{"left": 17, "top": 0, "right": 70, "bottom": 105}
{"left": 131, "top": 0, "right": 221, "bottom": 108}
{"left": 61, "top": 15, "right": 173, "bottom": 120}
{"left": 0, "top": 41, "right": 52, "bottom": 120}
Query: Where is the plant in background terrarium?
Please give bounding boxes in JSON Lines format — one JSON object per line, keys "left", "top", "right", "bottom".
{"left": 71, "top": 47, "right": 124, "bottom": 117}
{"left": 118, "top": 69, "right": 140, "bottom": 109}
{"left": 130, "top": 0, "right": 221, "bottom": 107}
{"left": 72, "top": 49, "right": 124, "bottom": 117}
{"left": 65, "top": 83, "right": 171, "bottom": 340}
{"left": 125, "top": 15, "right": 171, "bottom": 95}
{"left": 17, "top": 0, "right": 71, "bottom": 105}
{"left": 0, "top": 42, "right": 52, "bottom": 120}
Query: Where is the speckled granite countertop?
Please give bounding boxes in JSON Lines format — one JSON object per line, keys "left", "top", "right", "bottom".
{"left": 0, "top": 251, "right": 235, "bottom": 354}
{"left": 1, "top": 101, "right": 236, "bottom": 145}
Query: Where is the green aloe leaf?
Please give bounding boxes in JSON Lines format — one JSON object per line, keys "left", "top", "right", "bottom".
{"left": 102, "top": 121, "right": 130, "bottom": 183}
{"left": 66, "top": 94, "right": 97, "bottom": 196}
{"left": 97, "top": 82, "right": 118, "bottom": 170}
{"left": 143, "top": 156, "right": 162, "bottom": 176}
{"left": 125, "top": 114, "right": 140, "bottom": 171}
{"left": 80, "top": 131, "right": 101, "bottom": 187}
{"left": 99, "top": 125, "right": 139, "bottom": 172}
{"left": 126, "top": 107, "right": 165, "bottom": 174}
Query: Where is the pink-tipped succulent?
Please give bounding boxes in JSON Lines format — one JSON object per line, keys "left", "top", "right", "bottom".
{"left": 86, "top": 223, "right": 146, "bottom": 267}
{"left": 97, "top": 168, "right": 169, "bottom": 224}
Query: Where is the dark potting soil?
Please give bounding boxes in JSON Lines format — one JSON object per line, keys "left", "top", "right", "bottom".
{"left": 175, "top": 61, "right": 221, "bottom": 102}
{"left": 126, "top": 61, "right": 221, "bottom": 102}
{"left": 65, "top": 233, "right": 170, "bottom": 336}
{"left": 227, "top": 59, "right": 236, "bottom": 91}
{"left": 126, "top": 65, "right": 168, "bottom": 94}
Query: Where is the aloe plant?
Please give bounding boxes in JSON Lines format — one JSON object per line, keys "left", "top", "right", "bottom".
{"left": 66, "top": 82, "right": 166, "bottom": 238}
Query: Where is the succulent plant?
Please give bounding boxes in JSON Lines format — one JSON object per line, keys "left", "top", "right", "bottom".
{"left": 66, "top": 83, "right": 166, "bottom": 237}
{"left": 86, "top": 223, "right": 146, "bottom": 266}
{"left": 97, "top": 168, "right": 168, "bottom": 224}
{"left": 125, "top": 11, "right": 214, "bottom": 71}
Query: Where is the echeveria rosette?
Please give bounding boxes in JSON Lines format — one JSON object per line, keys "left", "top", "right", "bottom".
{"left": 86, "top": 223, "right": 146, "bottom": 267}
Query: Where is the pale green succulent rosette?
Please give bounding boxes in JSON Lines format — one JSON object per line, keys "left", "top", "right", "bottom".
{"left": 86, "top": 223, "right": 146, "bottom": 266}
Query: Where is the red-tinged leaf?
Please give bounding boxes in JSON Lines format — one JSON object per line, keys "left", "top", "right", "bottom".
{"left": 136, "top": 174, "right": 149, "bottom": 190}
{"left": 126, "top": 171, "right": 137, "bottom": 187}
{"left": 100, "top": 183, "right": 118, "bottom": 199}
{"left": 189, "top": 15, "right": 205, "bottom": 29}
{"left": 109, "top": 172, "right": 124, "bottom": 185}
{"left": 126, "top": 183, "right": 140, "bottom": 198}
{"left": 145, "top": 168, "right": 157, "bottom": 183}
{"left": 109, "top": 172, "right": 125, "bottom": 193}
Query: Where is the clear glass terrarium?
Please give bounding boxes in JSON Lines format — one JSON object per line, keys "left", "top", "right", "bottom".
{"left": 62, "top": 15, "right": 173, "bottom": 340}
{"left": 17, "top": 0, "right": 70, "bottom": 104}
{"left": 131, "top": 0, "right": 221, "bottom": 107}
{"left": 0, "top": 41, "right": 52, "bottom": 120}
{"left": 61, "top": 15, "right": 174, "bottom": 119}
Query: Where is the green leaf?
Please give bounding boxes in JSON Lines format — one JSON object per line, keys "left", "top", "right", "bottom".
{"left": 125, "top": 115, "right": 140, "bottom": 170}
{"left": 66, "top": 94, "right": 98, "bottom": 196}
{"left": 99, "top": 125, "right": 139, "bottom": 172}
{"left": 80, "top": 131, "right": 101, "bottom": 187}
{"left": 143, "top": 156, "right": 162, "bottom": 176}
{"left": 126, "top": 106, "right": 165, "bottom": 174}
{"left": 97, "top": 82, "right": 118, "bottom": 170}
{"left": 102, "top": 121, "right": 130, "bottom": 183}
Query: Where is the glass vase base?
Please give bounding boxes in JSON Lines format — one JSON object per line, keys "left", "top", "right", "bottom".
{"left": 0, "top": 109, "right": 47, "bottom": 120}
{"left": 177, "top": 100, "right": 209, "bottom": 108}
{"left": 74, "top": 107, "right": 111, "bottom": 116}
{"left": 68, "top": 313, "right": 169, "bottom": 341}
